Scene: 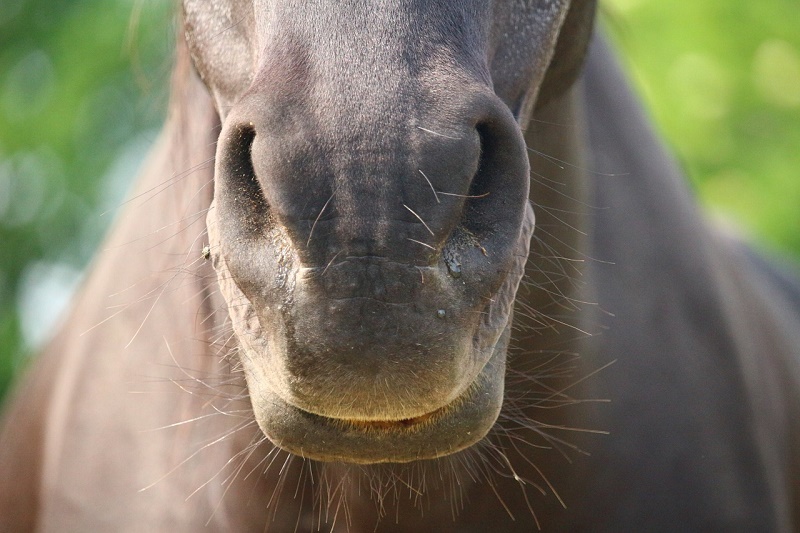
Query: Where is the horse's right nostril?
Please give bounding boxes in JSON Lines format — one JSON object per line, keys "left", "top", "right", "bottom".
{"left": 217, "top": 123, "right": 268, "bottom": 232}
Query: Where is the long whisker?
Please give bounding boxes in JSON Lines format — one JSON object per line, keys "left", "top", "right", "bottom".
{"left": 416, "top": 126, "right": 462, "bottom": 140}
{"left": 406, "top": 238, "right": 436, "bottom": 251}
{"left": 402, "top": 204, "right": 435, "bottom": 236}
{"left": 307, "top": 193, "right": 335, "bottom": 246}
{"left": 437, "top": 191, "right": 490, "bottom": 199}
{"left": 417, "top": 170, "right": 440, "bottom": 203}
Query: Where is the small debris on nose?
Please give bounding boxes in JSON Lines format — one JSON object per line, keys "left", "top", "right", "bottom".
{"left": 444, "top": 254, "right": 461, "bottom": 278}
{"left": 437, "top": 309, "right": 446, "bottom": 319}
{"left": 201, "top": 245, "right": 211, "bottom": 260}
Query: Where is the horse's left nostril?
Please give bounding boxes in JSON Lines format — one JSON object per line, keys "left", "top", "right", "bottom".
{"left": 460, "top": 108, "right": 530, "bottom": 242}
{"left": 462, "top": 123, "right": 494, "bottom": 234}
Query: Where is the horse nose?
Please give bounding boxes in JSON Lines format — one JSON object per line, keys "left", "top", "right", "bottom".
{"left": 209, "top": 81, "right": 534, "bottom": 424}
{"left": 214, "top": 90, "right": 530, "bottom": 271}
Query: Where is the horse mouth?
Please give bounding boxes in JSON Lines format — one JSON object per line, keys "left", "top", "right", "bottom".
{"left": 301, "top": 397, "right": 448, "bottom": 433}
{"left": 334, "top": 411, "right": 439, "bottom": 431}
{"left": 250, "top": 347, "right": 507, "bottom": 465}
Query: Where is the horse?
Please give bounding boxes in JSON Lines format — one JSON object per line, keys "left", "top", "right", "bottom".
{"left": 2, "top": 1, "right": 800, "bottom": 531}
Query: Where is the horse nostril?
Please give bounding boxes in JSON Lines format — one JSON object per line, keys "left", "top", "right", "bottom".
{"left": 225, "top": 124, "right": 259, "bottom": 192}
{"left": 217, "top": 123, "right": 269, "bottom": 230}
{"left": 460, "top": 114, "right": 528, "bottom": 241}
{"left": 462, "top": 123, "right": 494, "bottom": 235}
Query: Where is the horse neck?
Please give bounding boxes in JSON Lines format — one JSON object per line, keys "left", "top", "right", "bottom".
{"left": 498, "top": 32, "right": 729, "bottom": 519}
{"left": 31, "top": 59, "right": 280, "bottom": 528}
{"left": 509, "top": 71, "right": 596, "bottom": 418}
{"left": 519, "top": 77, "right": 593, "bottom": 352}
{"left": 576, "top": 36, "right": 800, "bottom": 530}
{"left": 511, "top": 29, "right": 746, "bottom": 425}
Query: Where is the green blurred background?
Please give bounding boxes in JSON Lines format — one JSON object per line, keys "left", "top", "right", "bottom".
{"left": 1, "top": 0, "right": 798, "bottom": 402}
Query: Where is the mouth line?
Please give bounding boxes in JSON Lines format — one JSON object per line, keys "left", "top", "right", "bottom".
{"left": 322, "top": 405, "right": 445, "bottom": 432}
{"left": 284, "top": 384, "right": 469, "bottom": 435}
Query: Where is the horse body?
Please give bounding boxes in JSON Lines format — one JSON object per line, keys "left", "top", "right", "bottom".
{"left": 2, "top": 1, "right": 800, "bottom": 531}
{"left": 579, "top": 38, "right": 800, "bottom": 530}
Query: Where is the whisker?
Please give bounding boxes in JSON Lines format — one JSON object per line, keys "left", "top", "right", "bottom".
{"left": 402, "top": 204, "right": 435, "bottom": 236}
{"left": 416, "top": 126, "right": 461, "bottom": 140}
{"left": 527, "top": 146, "right": 626, "bottom": 177}
{"left": 406, "top": 238, "right": 436, "bottom": 251}
{"left": 437, "top": 191, "right": 490, "bottom": 199}
{"left": 417, "top": 170, "right": 440, "bottom": 203}
{"left": 307, "top": 193, "right": 335, "bottom": 246}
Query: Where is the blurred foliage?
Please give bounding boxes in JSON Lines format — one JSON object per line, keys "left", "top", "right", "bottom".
{"left": 603, "top": 0, "right": 800, "bottom": 255}
{"left": 0, "top": 0, "right": 173, "bottom": 399}
{"left": 0, "top": 1, "right": 798, "bottom": 402}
